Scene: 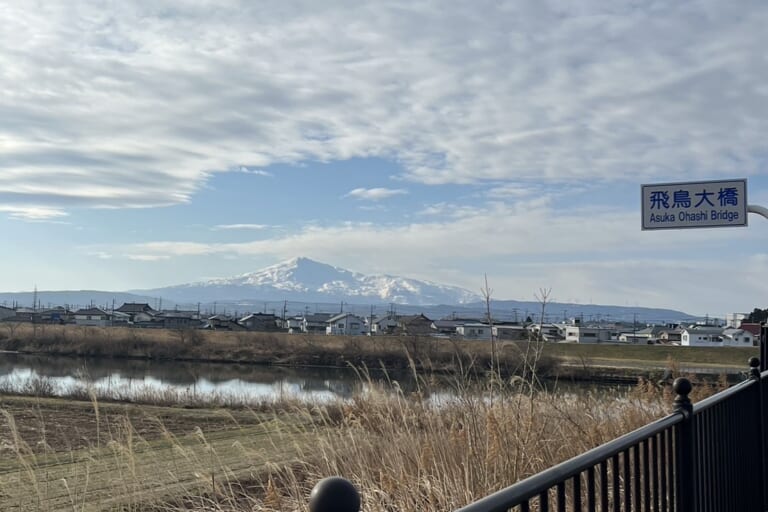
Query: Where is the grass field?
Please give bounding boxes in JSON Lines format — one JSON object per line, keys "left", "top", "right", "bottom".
{"left": 542, "top": 341, "right": 757, "bottom": 368}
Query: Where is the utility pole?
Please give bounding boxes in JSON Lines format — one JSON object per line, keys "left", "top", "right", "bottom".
{"left": 633, "top": 313, "right": 638, "bottom": 343}
{"left": 369, "top": 305, "right": 374, "bottom": 336}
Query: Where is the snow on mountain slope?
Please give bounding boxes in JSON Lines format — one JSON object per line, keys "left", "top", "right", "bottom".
{"left": 135, "top": 257, "right": 481, "bottom": 305}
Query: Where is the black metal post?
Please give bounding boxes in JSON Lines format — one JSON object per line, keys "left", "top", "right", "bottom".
{"left": 309, "top": 477, "right": 361, "bottom": 512}
{"left": 750, "top": 357, "right": 767, "bottom": 512}
{"left": 760, "top": 325, "right": 768, "bottom": 373}
{"left": 673, "top": 378, "right": 695, "bottom": 512}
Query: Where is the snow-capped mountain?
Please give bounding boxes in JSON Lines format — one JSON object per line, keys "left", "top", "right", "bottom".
{"left": 133, "top": 257, "right": 482, "bottom": 305}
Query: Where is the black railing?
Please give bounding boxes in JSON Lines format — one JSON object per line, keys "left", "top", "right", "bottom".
{"left": 310, "top": 358, "right": 767, "bottom": 512}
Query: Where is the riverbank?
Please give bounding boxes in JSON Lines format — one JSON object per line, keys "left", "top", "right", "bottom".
{"left": 0, "top": 324, "right": 758, "bottom": 382}
{"left": 0, "top": 373, "right": 698, "bottom": 511}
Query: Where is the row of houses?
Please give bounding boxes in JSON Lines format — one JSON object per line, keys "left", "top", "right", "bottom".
{"left": 0, "top": 303, "right": 759, "bottom": 346}
{"left": 534, "top": 320, "right": 759, "bottom": 347}
{"left": 0, "top": 302, "right": 511, "bottom": 339}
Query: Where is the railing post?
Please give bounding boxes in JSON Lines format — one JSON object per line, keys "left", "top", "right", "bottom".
{"left": 672, "top": 377, "right": 695, "bottom": 512}
{"left": 750, "top": 357, "right": 767, "bottom": 512}
{"left": 309, "top": 477, "right": 361, "bottom": 512}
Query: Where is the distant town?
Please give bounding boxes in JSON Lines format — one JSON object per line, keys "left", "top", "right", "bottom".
{"left": 0, "top": 301, "right": 758, "bottom": 348}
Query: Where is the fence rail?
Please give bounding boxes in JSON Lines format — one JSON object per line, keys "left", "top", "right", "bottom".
{"left": 310, "top": 357, "right": 767, "bottom": 512}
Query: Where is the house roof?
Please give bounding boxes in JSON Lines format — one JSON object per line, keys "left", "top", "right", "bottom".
{"left": 74, "top": 307, "right": 109, "bottom": 315}
{"left": 683, "top": 326, "right": 724, "bottom": 335}
{"left": 740, "top": 323, "right": 762, "bottom": 336}
{"left": 116, "top": 303, "right": 155, "bottom": 313}
{"left": 722, "top": 328, "right": 752, "bottom": 337}
{"left": 240, "top": 313, "right": 277, "bottom": 322}
{"left": 632, "top": 326, "right": 666, "bottom": 336}
{"left": 207, "top": 314, "right": 234, "bottom": 321}
{"left": 432, "top": 319, "right": 463, "bottom": 329}
{"left": 398, "top": 314, "right": 432, "bottom": 323}
{"left": 327, "top": 312, "right": 362, "bottom": 323}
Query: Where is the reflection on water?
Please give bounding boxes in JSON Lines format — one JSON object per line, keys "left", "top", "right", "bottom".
{"left": 0, "top": 352, "right": 424, "bottom": 401}
{"left": 0, "top": 352, "right": 629, "bottom": 402}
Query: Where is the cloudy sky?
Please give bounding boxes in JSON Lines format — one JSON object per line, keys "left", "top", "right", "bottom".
{"left": 3, "top": 0, "right": 768, "bottom": 316}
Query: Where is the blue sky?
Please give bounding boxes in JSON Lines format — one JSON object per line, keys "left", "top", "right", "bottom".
{"left": 3, "top": 0, "right": 768, "bottom": 315}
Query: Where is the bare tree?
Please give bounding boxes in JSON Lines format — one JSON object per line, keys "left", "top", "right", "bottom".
{"left": 481, "top": 273, "right": 497, "bottom": 377}
{"left": 510, "top": 286, "right": 552, "bottom": 477}
{"left": 525, "top": 287, "right": 552, "bottom": 390}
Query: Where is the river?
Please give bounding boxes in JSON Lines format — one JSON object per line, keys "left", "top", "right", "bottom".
{"left": 0, "top": 352, "right": 629, "bottom": 402}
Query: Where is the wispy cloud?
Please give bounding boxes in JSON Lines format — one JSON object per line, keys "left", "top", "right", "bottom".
{"left": 236, "top": 167, "right": 273, "bottom": 177}
{"left": 0, "top": 206, "right": 69, "bottom": 221}
{"left": 2, "top": 1, "right": 766, "bottom": 218}
{"left": 127, "top": 254, "right": 172, "bottom": 261}
{"left": 417, "top": 202, "right": 482, "bottom": 219}
{"left": 211, "top": 224, "right": 269, "bottom": 231}
{"left": 346, "top": 188, "right": 408, "bottom": 201}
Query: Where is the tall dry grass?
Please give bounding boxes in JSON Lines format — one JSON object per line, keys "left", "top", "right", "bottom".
{"left": 0, "top": 355, "right": 727, "bottom": 511}
{"left": 0, "top": 323, "right": 559, "bottom": 378}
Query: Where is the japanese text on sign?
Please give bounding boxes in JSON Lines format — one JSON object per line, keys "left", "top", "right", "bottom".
{"left": 641, "top": 179, "right": 747, "bottom": 230}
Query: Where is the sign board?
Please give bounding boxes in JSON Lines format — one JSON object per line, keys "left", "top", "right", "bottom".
{"left": 641, "top": 179, "right": 747, "bottom": 230}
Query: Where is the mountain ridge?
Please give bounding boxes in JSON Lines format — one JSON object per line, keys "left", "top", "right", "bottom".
{"left": 132, "top": 256, "right": 482, "bottom": 305}
{"left": 0, "top": 257, "right": 701, "bottom": 323}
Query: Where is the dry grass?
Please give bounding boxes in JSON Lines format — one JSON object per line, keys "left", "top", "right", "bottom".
{"left": 0, "top": 324, "right": 757, "bottom": 381}
{"left": 0, "top": 324, "right": 562, "bottom": 378}
{"left": 0, "top": 364, "right": 724, "bottom": 512}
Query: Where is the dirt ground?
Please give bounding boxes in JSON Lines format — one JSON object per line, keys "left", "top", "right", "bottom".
{"left": 0, "top": 394, "right": 279, "bottom": 455}
{"left": 0, "top": 395, "right": 316, "bottom": 511}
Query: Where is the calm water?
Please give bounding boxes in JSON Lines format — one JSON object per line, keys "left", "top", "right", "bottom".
{"left": 0, "top": 352, "right": 627, "bottom": 402}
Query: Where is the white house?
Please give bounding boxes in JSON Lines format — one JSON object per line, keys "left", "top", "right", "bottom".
{"left": 618, "top": 326, "right": 666, "bottom": 344}
{"left": 456, "top": 323, "right": 492, "bottom": 341}
{"left": 371, "top": 315, "right": 399, "bottom": 335}
{"left": 527, "top": 323, "right": 566, "bottom": 342}
{"left": 680, "top": 327, "right": 725, "bottom": 346}
{"left": 73, "top": 307, "right": 111, "bottom": 327}
{"left": 301, "top": 313, "right": 333, "bottom": 333}
{"left": 721, "top": 328, "right": 754, "bottom": 347}
{"left": 326, "top": 313, "right": 368, "bottom": 336}
{"left": 493, "top": 324, "right": 527, "bottom": 341}
{"left": 285, "top": 316, "right": 304, "bottom": 334}
{"left": 564, "top": 325, "right": 612, "bottom": 344}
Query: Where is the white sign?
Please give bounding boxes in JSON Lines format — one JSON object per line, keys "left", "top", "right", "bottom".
{"left": 641, "top": 179, "right": 747, "bottom": 230}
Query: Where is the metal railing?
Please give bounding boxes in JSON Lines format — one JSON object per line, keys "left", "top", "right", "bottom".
{"left": 310, "top": 356, "right": 767, "bottom": 512}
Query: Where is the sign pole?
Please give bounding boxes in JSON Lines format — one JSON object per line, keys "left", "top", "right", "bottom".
{"left": 749, "top": 205, "right": 768, "bottom": 373}
{"left": 748, "top": 205, "right": 768, "bottom": 221}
